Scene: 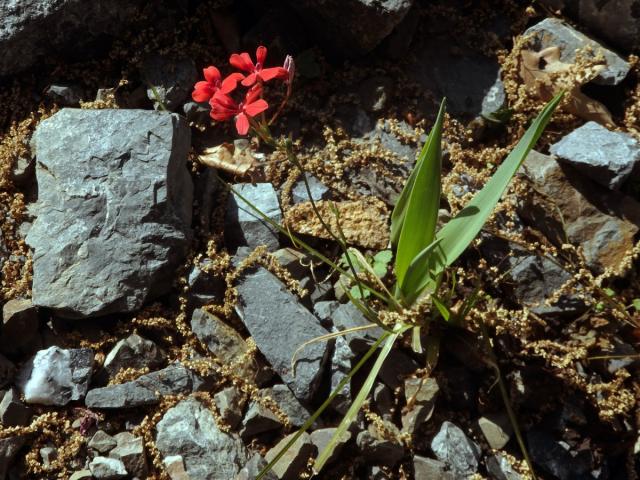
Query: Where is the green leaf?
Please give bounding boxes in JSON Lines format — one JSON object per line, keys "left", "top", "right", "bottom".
{"left": 313, "top": 326, "right": 408, "bottom": 473}
{"left": 432, "top": 296, "right": 450, "bottom": 321}
{"left": 632, "top": 299, "right": 640, "bottom": 311}
{"left": 394, "top": 100, "right": 446, "bottom": 288}
{"left": 258, "top": 333, "right": 391, "bottom": 480}
{"left": 398, "top": 238, "right": 441, "bottom": 305}
{"left": 373, "top": 250, "right": 393, "bottom": 264}
{"left": 429, "top": 93, "right": 563, "bottom": 281}
{"left": 603, "top": 287, "right": 615, "bottom": 297}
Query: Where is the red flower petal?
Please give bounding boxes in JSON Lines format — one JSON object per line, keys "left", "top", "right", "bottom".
{"left": 192, "top": 81, "right": 215, "bottom": 102}
{"left": 256, "top": 46, "right": 267, "bottom": 66}
{"left": 241, "top": 73, "right": 258, "bottom": 87}
{"left": 245, "top": 84, "right": 262, "bottom": 104}
{"left": 203, "top": 66, "right": 221, "bottom": 84}
{"left": 230, "top": 52, "right": 254, "bottom": 72}
{"left": 235, "top": 112, "right": 250, "bottom": 135}
{"left": 244, "top": 98, "right": 269, "bottom": 117}
{"left": 259, "top": 67, "right": 288, "bottom": 82}
{"left": 220, "top": 73, "right": 245, "bottom": 94}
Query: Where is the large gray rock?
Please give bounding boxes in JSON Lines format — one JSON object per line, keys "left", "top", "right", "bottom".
{"left": 430, "top": 421, "right": 481, "bottom": 477}
{"left": 226, "top": 183, "right": 281, "bottom": 251}
{"left": 525, "top": 18, "right": 629, "bottom": 86}
{"left": 156, "top": 397, "right": 247, "bottom": 480}
{"left": 264, "top": 432, "right": 316, "bottom": 480}
{"left": 0, "top": 0, "right": 144, "bottom": 76}
{"left": 17, "top": 346, "right": 94, "bottom": 406}
{"left": 537, "top": 0, "right": 640, "bottom": 52}
{"left": 550, "top": 121, "right": 640, "bottom": 190}
{"left": 518, "top": 151, "right": 640, "bottom": 273}
{"left": 235, "top": 266, "right": 330, "bottom": 403}
{"left": 85, "top": 364, "right": 200, "bottom": 409}
{"left": 286, "top": 0, "right": 413, "bottom": 56}
{"left": 27, "top": 109, "right": 193, "bottom": 318}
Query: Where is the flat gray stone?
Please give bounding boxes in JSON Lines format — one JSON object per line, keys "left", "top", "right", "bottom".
{"left": 103, "top": 333, "right": 165, "bottom": 379}
{"left": 310, "top": 428, "right": 351, "bottom": 466}
{"left": 291, "top": 175, "right": 331, "bottom": 204}
{"left": 88, "top": 431, "right": 117, "bottom": 454}
{"left": 240, "top": 401, "right": 282, "bottom": 440}
{"left": 191, "top": 308, "right": 251, "bottom": 362}
{"left": 356, "top": 429, "right": 405, "bottom": 466}
{"left": 85, "top": 364, "right": 198, "bottom": 409}
{"left": 550, "top": 121, "right": 640, "bottom": 190}
{"left": 430, "top": 421, "right": 481, "bottom": 477}
{"left": 17, "top": 346, "right": 93, "bottom": 406}
{"left": 214, "top": 386, "right": 245, "bottom": 429}
{"left": 28, "top": 108, "right": 192, "bottom": 318}
{"left": 261, "top": 384, "right": 310, "bottom": 428}
{"left": 235, "top": 266, "right": 330, "bottom": 403}
{"left": 486, "top": 453, "right": 524, "bottom": 480}
{"left": 89, "top": 456, "right": 127, "bottom": 480}
{"left": 525, "top": 18, "right": 629, "bottom": 86}
{"left": 413, "top": 455, "right": 455, "bottom": 480}
{"left": 478, "top": 413, "right": 512, "bottom": 450}
{"left": 226, "top": 183, "right": 281, "bottom": 251}
{"left": 265, "top": 432, "right": 316, "bottom": 480}
{"left": 156, "top": 397, "right": 247, "bottom": 480}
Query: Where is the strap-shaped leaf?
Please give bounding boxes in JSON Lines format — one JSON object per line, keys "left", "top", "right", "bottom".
{"left": 430, "top": 93, "right": 563, "bottom": 280}
{"left": 394, "top": 100, "right": 446, "bottom": 287}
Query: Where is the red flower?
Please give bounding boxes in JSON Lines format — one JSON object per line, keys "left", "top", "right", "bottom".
{"left": 230, "top": 46, "right": 288, "bottom": 87}
{"left": 210, "top": 85, "right": 269, "bottom": 135}
{"left": 192, "top": 66, "right": 243, "bottom": 102}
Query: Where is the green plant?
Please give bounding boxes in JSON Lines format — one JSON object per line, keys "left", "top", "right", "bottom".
{"left": 191, "top": 50, "right": 564, "bottom": 478}
{"left": 245, "top": 95, "right": 563, "bottom": 479}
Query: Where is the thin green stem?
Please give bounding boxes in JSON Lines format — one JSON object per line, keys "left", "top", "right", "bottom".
{"left": 478, "top": 319, "right": 537, "bottom": 480}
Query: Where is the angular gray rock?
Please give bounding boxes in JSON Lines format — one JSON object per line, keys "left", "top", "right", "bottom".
{"left": 356, "top": 428, "right": 405, "bottom": 466}
{"left": 88, "top": 431, "right": 117, "bottom": 454}
{"left": 155, "top": 397, "right": 248, "bottom": 480}
{"left": 141, "top": 54, "right": 197, "bottom": 111}
{"left": 402, "top": 377, "right": 439, "bottom": 435}
{"left": 0, "top": 387, "right": 32, "bottom": 427}
{"left": 550, "top": 121, "right": 640, "bottom": 190}
{"left": 109, "top": 433, "right": 148, "bottom": 478}
{"left": 291, "top": 175, "right": 331, "bottom": 204}
{"left": 310, "top": 428, "right": 351, "bottom": 466}
{"left": 0, "top": 1, "right": 145, "bottom": 76}
{"left": 525, "top": 18, "right": 629, "bottom": 86}
{"left": 1, "top": 298, "right": 39, "bottom": 355}
{"left": 537, "top": 0, "right": 640, "bottom": 52}
{"left": 191, "top": 308, "right": 251, "bottom": 363}
{"left": 262, "top": 384, "right": 310, "bottom": 428}
{"left": 103, "top": 333, "right": 165, "bottom": 379}
{"left": 235, "top": 266, "right": 330, "bottom": 403}
{"left": 226, "top": 183, "right": 282, "bottom": 251}
{"left": 85, "top": 364, "right": 199, "bottom": 409}
{"left": 477, "top": 413, "right": 512, "bottom": 450}
{"left": 331, "top": 301, "right": 384, "bottom": 352}
{"left": 286, "top": 0, "right": 414, "bottom": 56}
{"left": 518, "top": 151, "right": 640, "bottom": 273}
{"left": 413, "top": 456, "right": 455, "bottom": 480}
{"left": 89, "top": 456, "right": 127, "bottom": 480}
{"left": 264, "top": 431, "right": 316, "bottom": 480}
{"left": 430, "top": 421, "right": 481, "bottom": 477}
{"left": 17, "top": 346, "right": 93, "bottom": 406}
{"left": 28, "top": 109, "right": 192, "bottom": 318}
{"left": 486, "top": 453, "right": 524, "bottom": 480}
{"left": 214, "top": 386, "right": 245, "bottom": 429}
{"left": 240, "top": 401, "right": 283, "bottom": 440}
